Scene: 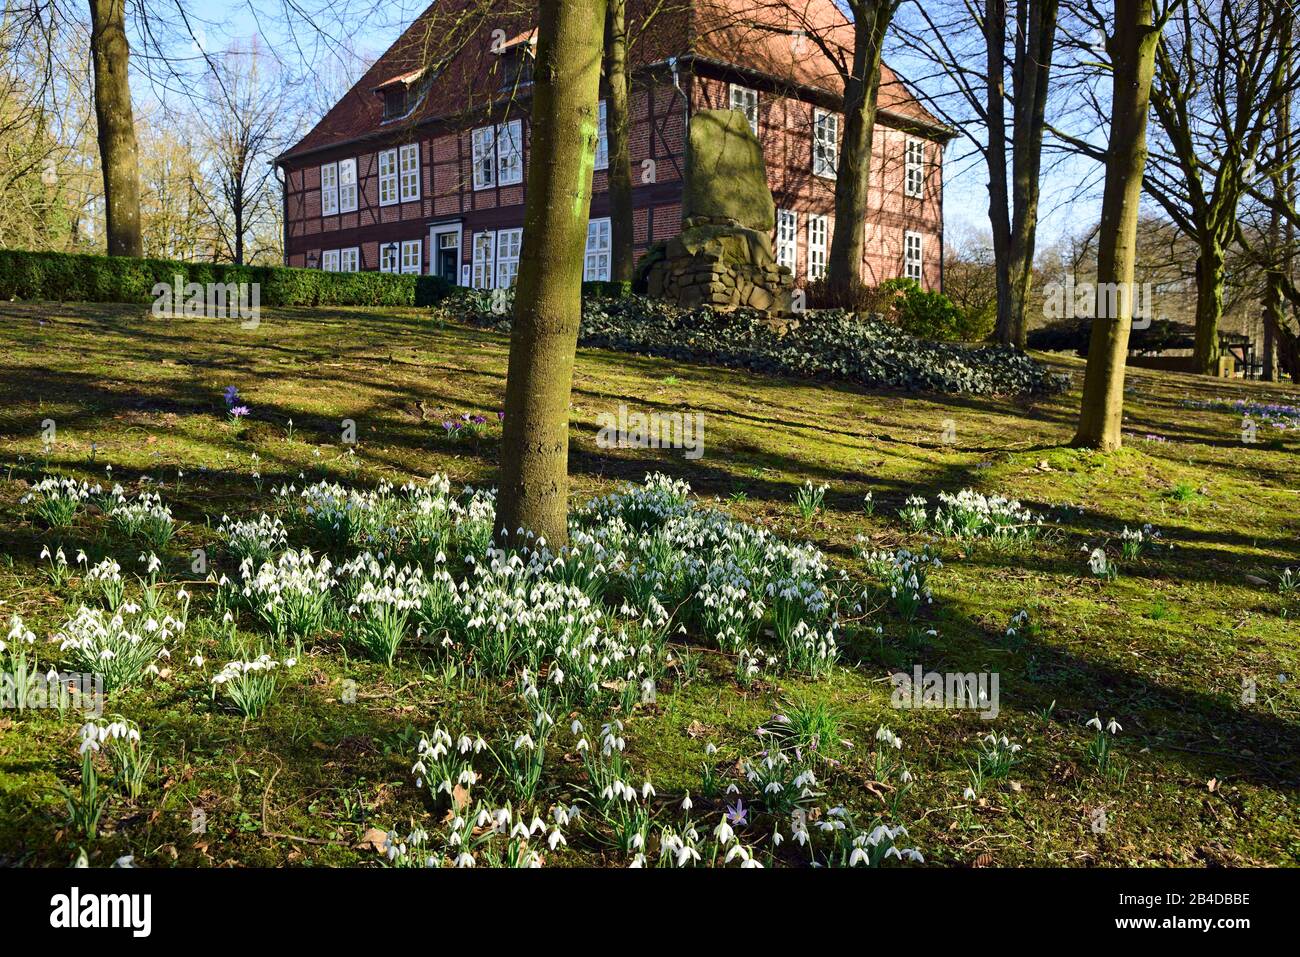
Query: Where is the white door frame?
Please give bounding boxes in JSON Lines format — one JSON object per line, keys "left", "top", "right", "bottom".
{"left": 428, "top": 221, "right": 464, "bottom": 284}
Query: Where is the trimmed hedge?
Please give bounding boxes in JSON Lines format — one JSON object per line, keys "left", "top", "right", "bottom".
{"left": 0, "top": 248, "right": 453, "bottom": 308}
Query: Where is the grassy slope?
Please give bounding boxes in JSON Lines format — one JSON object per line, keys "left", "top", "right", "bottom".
{"left": 0, "top": 299, "right": 1296, "bottom": 867}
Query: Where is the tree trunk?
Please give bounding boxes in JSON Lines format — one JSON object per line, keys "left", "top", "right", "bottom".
{"left": 495, "top": 0, "right": 607, "bottom": 549}
{"left": 1073, "top": 0, "right": 1160, "bottom": 451}
{"left": 88, "top": 0, "right": 142, "bottom": 257}
{"left": 825, "top": 1, "right": 894, "bottom": 300}
{"left": 997, "top": 0, "right": 1058, "bottom": 349}
{"left": 986, "top": 0, "right": 1014, "bottom": 340}
{"left": 1191, "top": 239, "right": 1224, "bottom": 373}
{"left": 603, "top": 0, "right": 635, "bottom": 283}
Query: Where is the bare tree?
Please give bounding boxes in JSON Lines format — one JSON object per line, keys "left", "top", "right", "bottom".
{"left": 894, "top": 0, "right": 1059, "bottom": 348}
{"left": 1074, "top": 0, "right": 1179, "bottom": 450}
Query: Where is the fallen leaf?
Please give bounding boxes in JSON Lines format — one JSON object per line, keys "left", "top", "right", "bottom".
{"left": 451, "top": 784, "right": 470, "bottom": 811}
{"left": 1207, "top": 778, "right": 1218, "bottom": 793}
{"left": 356, "top": 827, "right": 388, "bottom": 853}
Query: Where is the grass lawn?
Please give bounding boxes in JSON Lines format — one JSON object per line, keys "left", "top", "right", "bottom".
{"left": 1, "top": 299, "right": 1297, "bottom": 867}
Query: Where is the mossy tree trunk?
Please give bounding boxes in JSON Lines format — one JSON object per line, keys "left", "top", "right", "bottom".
{"left": 88, "top": 0, "right": 142, "bottom": 257}
{"left": 824, "top": 1, "right": 898, "bottom": 301}
{"left": 494, "top": 0, "right": 607, "bottom": 549}
{"left": 1073, "top": 0, "right": 1161, "bottom": 451}
{"left": 1191, "top": 238, "right": 1225, "bottom": 372}
{"left": 603, "top": 0, "right": 635, "bottom": 283}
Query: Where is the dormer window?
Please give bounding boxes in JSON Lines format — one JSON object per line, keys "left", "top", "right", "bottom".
{"left": 494, "top": 29, "right": 537, "bottom": 92}
{"left": 373, "top": 66, "right": 433, "bottom": 124}
{"left": 382, "top": 86, "right": 408, "bottom": 122}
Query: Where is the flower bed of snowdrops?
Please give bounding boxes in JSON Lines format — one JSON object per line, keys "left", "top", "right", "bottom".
{"left": 11, "top": 471, "right": 971, "bottom": 867}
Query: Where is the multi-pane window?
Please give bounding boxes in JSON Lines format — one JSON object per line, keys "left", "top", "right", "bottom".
{"left": 807, "top": 215, "right": 828, "bottom": 281}
{"left": 813, "top": 110, "right": 838, "bottom": 178}
{"left": 473, "top": 121, "right": 524, "bottom": 189}
{"left": 595, "top": 100, "right": 609, "bottom": 170}
{"left": 497, "top": 119, "right": 523, "bottom": 186}
{"left": 495, "top": 228, "right": 523, "bottom": 288}
{"left": 320, "top": 163, "right": 339, "bottom": 216}
{"left": 401, "top": 239, "right": 422, "bottom": 274}
{"left": 339, "top": 247, "right": 360, "bottom": 272}
{"left": 729, "top": 84, "right": 759, "bottom": 135}
{"left": 378, "top": 150, "right": 398, "bottom": 206}
{"left": 379, "top": 242, "right": 400, "bottom": 274}
{"left": 399, "top": 143, "right": 420, "bottom": 201}
{"left": 321, "top": 249, "right": 340, "bottom": 271}
{"left": 584, "top": 218, "right": 611, "bottom": 281}
{"left": 471, "top": 231, "right": 496, "bottom": 288}
{"left": 472, "top": 126, "right": 496, "bottom": 189}
{"left": 338, "top": 158, "right": 358, "bottom": 213}
{"left": 904, "top": 230, "right": 923, "bottom": 281}
{"left": 905, "top": 139, "right": 925, "bottom": 198}
{"left": 775, "top": 210, "right": 798, "bottom": 274}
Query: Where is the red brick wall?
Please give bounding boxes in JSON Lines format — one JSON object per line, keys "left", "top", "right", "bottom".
{"left": 282, "top": 70, "right": 944, "bottom": 290}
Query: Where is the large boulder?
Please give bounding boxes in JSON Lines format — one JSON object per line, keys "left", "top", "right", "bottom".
{"left": 682, "top": 109, "right": 775, "bottom": 234}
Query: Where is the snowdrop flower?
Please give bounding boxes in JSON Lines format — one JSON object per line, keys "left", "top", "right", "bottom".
{"left": 713, "top": 817, "right": 735, "bottom": 844}
{"left": 1086, "top": 716, "right": 1103, "bottom": 732}
{"left": 1106, "top": 718, "right": 1122, "bottom": 734}
{"left": 963, "top": 787, "right": 976, "bottom": 800}
{"left": 680, "top": 792, "right": 693, "bottom": 812}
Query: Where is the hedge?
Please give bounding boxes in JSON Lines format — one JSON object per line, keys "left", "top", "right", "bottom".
{"left": 0, "top": 248, "right": 453, "bottom": 308}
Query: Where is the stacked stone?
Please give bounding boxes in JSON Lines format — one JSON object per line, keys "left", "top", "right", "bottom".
{"left": 635, "top": 109, "right": 795, "bottom": 315}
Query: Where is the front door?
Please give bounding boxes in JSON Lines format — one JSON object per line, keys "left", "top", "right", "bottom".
{"left": 431, "top": 228, "right": 461, "bottom": 283}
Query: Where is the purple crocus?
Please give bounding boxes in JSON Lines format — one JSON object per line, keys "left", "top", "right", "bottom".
{"left": 223, "top": 386, "right": 240, "bottom": 406}
{"left": 726, "top": 798, "right": 748, "bottom": 827}
{"left": 228, "top": 405, "right": 250, "bottom": 419}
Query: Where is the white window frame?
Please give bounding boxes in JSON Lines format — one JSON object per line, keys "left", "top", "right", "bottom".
{"left": 905, "top": 138, "right": 925, "bottom": 198}
{"left": 775, "top": 209, "right": 798, "bottom": 275}
{"left": 595, "top": 99, "right": 609, "bottom": 170}
{"left": 429, "top": 223, "right": 464, "bottom": 285}
{"left": 378, "top": 149, "right": 399, "bottom": 206}
{"left": 340, "top": 247, "right": 360, "bottom": 272}
{"left": 320, "top": 163, "right": 339, "bottom": 216}
{"left": 379, "top": 242, "right": 400, "bottom": 274}
{"left": 904, "top": 230, "right": 923, "bottom": 281}
{"left": 584, "top": 218, "right": 611, "bottom": 282}
{"left": 808, "top": 214, "right": 828, "bottom": 281}
{"left": 399, "top": 143, "right": 421, "bottom": 202}
{"left": 321, "top": 249, "right": 340, "bottom": 272}
{"left": 497, "top": 119, "right": 523, "bottom": 186}
{"left": 729, "top": 84, "right": 759, "bottom": 136}
{"left": 472, "top": 126, "right": 496, "bottom": 190}
{"left": 471, "top": 230, "right": 496, "bottom": 288}
{"left": 338, "top": 158, "right": 358, "bottom": 213}
{"left": 401, "top": 238, "right": 422, "bottom": 274}
{"left": 813, "top": 109, "right": 838, "bottom": 179}
{"left": 495, "top": 228, "right": 523, "bottom": 289}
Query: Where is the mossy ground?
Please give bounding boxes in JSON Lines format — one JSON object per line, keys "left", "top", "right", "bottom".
{"left": 0, "top": 300, "right": 1296, "bottom": 867}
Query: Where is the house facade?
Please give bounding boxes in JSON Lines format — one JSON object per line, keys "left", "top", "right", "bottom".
{"left": 275, "top": 1, "right": 953, "bottom": 292}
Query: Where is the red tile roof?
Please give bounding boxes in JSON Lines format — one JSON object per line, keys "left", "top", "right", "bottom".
{"left": 277, "top": 0, "right": 947, "bottom": 164}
